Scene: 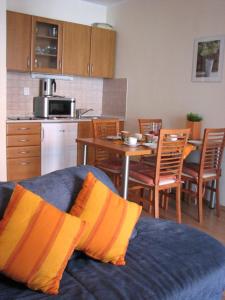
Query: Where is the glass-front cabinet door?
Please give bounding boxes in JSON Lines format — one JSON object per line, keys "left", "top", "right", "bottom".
{"left": 31, "top": 17, "right": 63, "bottom": 74}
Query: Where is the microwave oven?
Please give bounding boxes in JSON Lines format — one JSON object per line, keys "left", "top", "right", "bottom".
{"left": 33, "top": 96, "right": 76, "bottom": 118}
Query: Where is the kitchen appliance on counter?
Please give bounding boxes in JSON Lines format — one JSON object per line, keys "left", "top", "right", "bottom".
{"left": 33, "top": 96, "right": 76, "bottom": 118}
{"left": 40, "top": 78, "right": 57, "bottom": 96}
{"left": 34, "top": 78, "right": 76, "bottom": 118}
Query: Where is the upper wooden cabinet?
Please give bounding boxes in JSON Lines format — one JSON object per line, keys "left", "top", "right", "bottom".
{"left": 63, "top": 23, "right": 116, "bottom": 78}
{"left": 63, "top": 22, "right": 91, "bottom": 76}
{"left": 7, "top": 11, "right": 116, "bottom": 78}
{"left": 90, "top": 27, "right": 116, "bottom": 78}
{"left": 31, "top": 16, "right": 63, "bottom": 74}
{"left": 7, "top": 11, "right": 31, "bottom": 72}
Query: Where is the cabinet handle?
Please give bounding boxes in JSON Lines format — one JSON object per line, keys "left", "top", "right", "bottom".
{"left": 19, "top": 151, "right": 30, "bottom": 154}
{"left": 87, "top": 64, "right": 90, "bottom": 74}
{"left": 91, "top": 64, "right": 93, "bottom": 74}
{"left": 17, "top": 127, "right": 30, "bottom": 131}
{"left": 41, "top": 127, "right": 44, "bottom": 141}
{"left": 34, "top": 58, "right": 38, "bottom": 67}
{"left": 59, "top": 60, "right": 62, "bottom": 69}
{"left": 19, "top": 139, "right": 29, "bottom": 142}
{"left": 20, "top": 161, "right": 31, "bottom": 166}
{"left": 27, "top": 57, "right": 30, "bottom": 68}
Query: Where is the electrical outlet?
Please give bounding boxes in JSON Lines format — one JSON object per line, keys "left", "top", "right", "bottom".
{"left": 23, "top": 87, "right": 30, "bottom": 96}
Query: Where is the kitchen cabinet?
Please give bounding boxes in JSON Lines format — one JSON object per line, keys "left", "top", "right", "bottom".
{"left": 41, "top": 123, "right": 77, "bottom": 175}
{"left": 31, "top": 16, "right": 63, "bottom": 74}
{"left": 7, "top": 11, "right": 115, "bottom": 78}
{"left": 63, "top": 23, "right": 116, "bottom": 78}
{"left": 90, "top": 27, "right": 116, "bottom": 78}
{"left": 6, "top": 122, "right": 41, "bottom": 181}
{"left": 63, "top": 22, "right": 91, "bottom": 76}
{"left": 77, "top": 120, "right": 124, "bottom": 165}
{"left": 7, "top": 11, "right": 31, "bottom": 72}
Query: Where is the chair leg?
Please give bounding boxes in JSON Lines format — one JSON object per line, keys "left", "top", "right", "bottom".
{"left": 209, "top": 180, "right": 215, "bottom": 208}
{"left": 116, "top": 174, "right": 121, "bottom": 189}
{"left": 154, "top": 187, "right": 159, "bottom": 219}
{"left": 138, "top": 188, "right": 145, "bottom": 206}
{"left": 187, "top": 180, "right": 192, "bottom": 204}
{"left": 216, "top": 179, "right": 220, "bottom": 218}
{"left": 148, "top": 189, "right": 153, "bottom": 216}
{"left": 161, "top": 191, "right": 165, "bottom": 208}
{"left": 197, "top": 180, "right": 203, "bottom": 223}
{"left": 176, "top": 184, "right": 181, "bottom": 224}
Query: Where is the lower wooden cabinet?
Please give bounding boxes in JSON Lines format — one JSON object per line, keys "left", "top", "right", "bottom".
{"left": 6, "top": 120, "right": 124, "bottom": 180}
{"left": 77, "top": 120, "right": 124, "bottom": 165}
{"left": 7, "top": 157, "right": 41, "bottom": 181}
{"left": 7, "top": 122, "right": 41, "bottom": 181}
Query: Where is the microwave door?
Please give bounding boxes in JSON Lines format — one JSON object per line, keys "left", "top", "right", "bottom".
{"left": 48, "top": 100, "right": 71, "bottom": 117}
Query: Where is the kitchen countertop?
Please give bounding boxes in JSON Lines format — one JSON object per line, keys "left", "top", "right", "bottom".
{"left": 6, "top": 115, "right": 125, "bottom": 123}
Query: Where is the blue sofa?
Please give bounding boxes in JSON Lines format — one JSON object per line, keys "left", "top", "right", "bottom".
{"left": 0, "top": 165, "right": 225, "bottom": 300}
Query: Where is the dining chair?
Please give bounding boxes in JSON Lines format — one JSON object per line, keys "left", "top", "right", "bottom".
{"left": 92, "top": 119, "right": 122, "bottom": 186}
{"left": 129, "top": 128, "right": 190, "bottom": 223}
{"left": 138, "top": 118, "right": 162, "bottom": 166}
{"left": 182, "top": 128, "right": 225, "bottom": 223}
{"left": 138, "top": 118, "right": 162, "bottom": 135}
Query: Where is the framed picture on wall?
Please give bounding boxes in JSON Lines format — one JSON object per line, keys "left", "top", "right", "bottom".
{"left": 192, "top": 35, "right": 225, "bottom": 82}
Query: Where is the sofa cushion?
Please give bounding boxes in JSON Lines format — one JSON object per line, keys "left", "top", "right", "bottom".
{"left": 0, "top": 184, "right": 86, "bottom": 295}
{"left": 70, "top": 172, "right": 142, "bottom": 265}
{"left": 129, "top": 163, "right": 176, "bottom": 186}
{"left": 182, "top": 162, "right": 218, "bottom": 179}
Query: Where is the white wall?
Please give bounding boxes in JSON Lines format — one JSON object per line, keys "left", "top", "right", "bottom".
{"left": 107, "top": 0, "right": 225, "bottom": 205}
{"left": 0, "top": 0, "right": 7, "bottom": 181}
{"left": 7, "top": 0, "right": 106, "bottom": 25}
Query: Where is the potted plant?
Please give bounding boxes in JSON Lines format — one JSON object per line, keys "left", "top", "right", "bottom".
{"left": 186, "top": 112, "right": 203, "bottom": 140}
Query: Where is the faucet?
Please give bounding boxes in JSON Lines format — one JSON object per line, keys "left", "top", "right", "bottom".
{"left": 75, "top": 108, "right": 94, "bottom": 119}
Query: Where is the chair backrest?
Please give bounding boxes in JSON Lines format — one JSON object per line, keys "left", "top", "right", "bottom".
{"left": 138, "top": 119, "right": 162, "bottom": 135}
{"left": 155, "top": 129, "right": 190, "bottom": 185}
{"left": 92, "top": 119, "right": 120, "bottom": 162}
{"left": 199, "top": 128, "right": 225, "bottom": 177}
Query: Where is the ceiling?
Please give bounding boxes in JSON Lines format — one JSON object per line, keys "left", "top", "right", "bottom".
{"left": 81, "top": 0, "right": 127, "bottom": 6}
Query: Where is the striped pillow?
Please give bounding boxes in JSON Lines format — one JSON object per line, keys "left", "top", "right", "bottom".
{"left": 70, "top": 172, "right": 142, "bottom": 265}
{"left": 0, "top": 184, "right": 86, "bottom": 295}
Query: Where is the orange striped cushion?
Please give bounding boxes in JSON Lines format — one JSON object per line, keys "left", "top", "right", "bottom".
{"left": 70, "top": 172, "right": 142, "bottom": 265}
{"left": 0, "top": 184, "right": 86, "bottom": 295}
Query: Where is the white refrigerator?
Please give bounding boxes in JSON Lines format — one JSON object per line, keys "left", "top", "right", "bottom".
{"left": 41, "top": 122, "right": 77, "bottom": 175}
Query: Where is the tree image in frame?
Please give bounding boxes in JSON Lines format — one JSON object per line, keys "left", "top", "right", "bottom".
{"left": 196, "top": 40, "right": 220, "bottom": 77}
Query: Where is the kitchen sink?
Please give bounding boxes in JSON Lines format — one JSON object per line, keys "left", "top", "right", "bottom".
{"left": 79, "top": 116, "right": 100, "bottom": 119}
{"left": 79, "top": 115, "right": 115, "bottom": 120}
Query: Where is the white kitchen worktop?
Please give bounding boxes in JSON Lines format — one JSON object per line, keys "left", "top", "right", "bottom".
{"left": 7, "top": 118, "right": 86, "bottom": 123}
{"left": 6, "top": 115, "right": 125, "bottom": 123}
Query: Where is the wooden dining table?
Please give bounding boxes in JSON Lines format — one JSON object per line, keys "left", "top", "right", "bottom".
{"left": 76, "top": 137, "right": 153, "bottom": 199}
{"left": 76, "top": 137, "right": 196, "bottom": 200}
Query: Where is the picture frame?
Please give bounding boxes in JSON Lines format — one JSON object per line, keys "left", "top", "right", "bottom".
{"left": 192, "top": 35, "right": 225, "bottom": 82}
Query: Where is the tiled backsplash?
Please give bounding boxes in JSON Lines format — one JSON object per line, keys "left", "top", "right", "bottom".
{"left": 7, "top": 72, "right": 103, "bottom": 117}
{"left": 7, "top": 72, "right": 127, "bottom": 118}
{"left": 102, "top": 78, "right": 127, "bottom": 117}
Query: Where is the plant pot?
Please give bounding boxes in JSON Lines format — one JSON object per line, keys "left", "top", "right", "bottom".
{"left": 186, "top": 121, "right": 201, "bottom": 140}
